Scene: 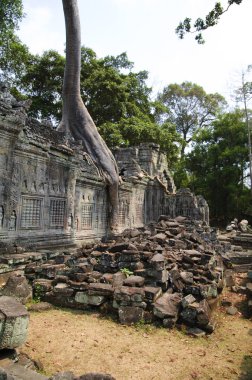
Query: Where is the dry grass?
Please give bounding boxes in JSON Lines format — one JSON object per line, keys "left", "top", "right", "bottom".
{"left": 21, "top": 292, "right": 252, "bottom": 380}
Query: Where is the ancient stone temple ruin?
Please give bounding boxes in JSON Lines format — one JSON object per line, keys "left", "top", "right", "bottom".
{"left": 0, "top": 82, "right": 208, "bottom": 250}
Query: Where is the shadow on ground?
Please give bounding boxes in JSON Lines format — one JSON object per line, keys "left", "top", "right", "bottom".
{"left": 239, "top": 355, "right": 252, "bottom": 380}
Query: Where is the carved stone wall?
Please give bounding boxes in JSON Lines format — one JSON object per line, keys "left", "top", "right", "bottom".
{"left": 0, "top": 85, "right": 209, "bottom": 249}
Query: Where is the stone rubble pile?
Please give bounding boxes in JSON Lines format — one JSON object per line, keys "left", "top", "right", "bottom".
{"left": 246, "top": 270, "right": 252, "bottom": 315}
{"left": 26, "top": 216, "right": 225, "bottom": 333}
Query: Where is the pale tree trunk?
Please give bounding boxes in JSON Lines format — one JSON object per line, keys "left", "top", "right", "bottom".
{"left": 58, "top": 0, "right": 119, "bottom": 230}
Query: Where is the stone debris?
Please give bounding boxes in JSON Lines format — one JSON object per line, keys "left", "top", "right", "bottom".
{"left": 49, "top": 372, "right": 116, "bottom": 380}
{"left": 22, "top": 217, "right": 227, "bottom": 333}
{"left": 0, "top": 296, "right": 29, "bottom": 350}
{"left": 0, "top": 275, "right": 32, "bottom": 304}
{"left": 226, "top": 306, "right": 238, "bottom": 315}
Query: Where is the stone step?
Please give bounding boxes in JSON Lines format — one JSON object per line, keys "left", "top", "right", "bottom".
{"left": 1, "top": 362, "right": 48, "bottom": 380}
{"left": 226, "top": 251, "right": 252, "bottom": 265}
{"left": 233, "top": 263, "right": 252, "bottom": 272}
{"left": 232, "top": 234, "right": 252, "bottom": 249}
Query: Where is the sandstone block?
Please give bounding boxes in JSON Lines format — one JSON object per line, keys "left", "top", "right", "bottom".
{"left": 153, "top": 292, "right": 181, "bottom": 319}
{"left": 144, "top": 286, "right": 162, "bottom": 302}
{"left": 0, "top": 296, "right": 29, "bottom": 349}
{"left": 118, "top": 306, "right": 144, "bottom": 325}
{"left": 123, "top": 275, "right": 145, "bottom": 287}
{"left": 75, "top": 292, "right": 105, "bottom": 306}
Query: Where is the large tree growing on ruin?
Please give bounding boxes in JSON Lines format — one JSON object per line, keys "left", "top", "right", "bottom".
{"left": 58, "top": 0, "right": 119, "bottom": 230}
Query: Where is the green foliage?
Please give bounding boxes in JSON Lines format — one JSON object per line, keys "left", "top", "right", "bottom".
{"left": 176, "top": 1, "right": 243, "bottom": 43}
{"left": 6, "top": 44, "right": 179, "bottom": 162}
{"left": 0, "top": 0, "right": 27, "bottom": 80}
{"left": 0, "top": 0, "right": 23, "bottom": 35}
{"left": 33, "top": 283, "right": 43, "bottom": 302}
{"left": 185, "top": 110, "right": 250, "bottom": 223}
{"left": 19, "top": 50, "right": 65, "bottom": 120}
{"left": 120, "top": 268, "right": 133, "bottom": 277}
{"left": 98, "top": 117, "right": 179, "bottom": 166}
{"left": 155, "top": 82, "right": 226, "bottom": 156}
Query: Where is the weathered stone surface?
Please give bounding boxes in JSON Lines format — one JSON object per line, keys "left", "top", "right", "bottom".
{"left": 144, "top": 286, "right": 162, "bottom": 302}
{"left": 123, "top": 275, "right": 145, "bottom": 287}
{"left": 225, "top": 270, "right": 235, "bottom": 287}
{"left": 75, "top": 292, "right": 105, "bottom": 306}
{"left": 153, "top": 293, "right": 181, "bottom": 319}
{"left": 246, "top": 282, "right": 252, "bottom": 296}
{"left": 0, "top": 367, "right": 8, "bottom": 380}
{"left": 118, "top": 306, "right": 144, "bottom": 325}
{"left": 197, "top": 300, "right": 211, "bottom": 326}
{"left": 163, "top": 317, "right": 177, "bottom": 328}
{"left": 27, "top": 301, "right": 53, "bottom": 312}
{"left": 112, "top": 272, "right": 126, "bottom": 287}
{"left": 53, "top": 283, "right": 74, "bottom": 296}
{"left": 77, "top": 373, "right": 116, "bottom": 380}
{"left": 226, "top": 306, "right": 238, "bottom": 315}
{"left": 114, "top": 286, "right": 145, "bottom": 303}
{"left": 180, "top": 271, "right": 194, "bottom": 285}
{"left": 88, "top": 283, "right": 114, "bottom": 296}
{"left": 0, "top": 296, "right": 29, "bottom": 349}
{"left": 49, "top": 372, "right": 75, "bottom": 380}
{"left": 186, "top": 327, "right": 206, "bottom": 337}
{"left": 0, "top": 274, "right": 32, "bottom": 304}
{"left": 181, "top": 294, "right": 196, "bottom": 309}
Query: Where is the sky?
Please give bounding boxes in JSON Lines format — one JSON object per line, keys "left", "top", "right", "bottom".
{"left": 17, "top": 0, "right": 252, "bottom": 102}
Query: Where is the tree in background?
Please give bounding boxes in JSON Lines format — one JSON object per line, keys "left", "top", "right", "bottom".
{"left": 18, "top": 50, "right": 65, "bottom": 121}
{"left": 186, "top": 110, "right": 250, "bottom": 224}
{"left": 155, "top": 81, "right": 226, "bottom": 157}
{"left": 7, "top": 44, "right": 179, "bottom": 164}
{"left": 233, "top": 66, "right": 252, "bottom": 193}
{"left": 0, "top": 0, "right": 31, "bottom": 81}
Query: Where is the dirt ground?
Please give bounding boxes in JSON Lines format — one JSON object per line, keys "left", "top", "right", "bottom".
{"left": 21, "top": 289, "right": 252, "bottom": 380}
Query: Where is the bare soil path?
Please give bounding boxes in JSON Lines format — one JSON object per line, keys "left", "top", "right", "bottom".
{"left": 21, "top": 292, "right": 252, "bottom": 380}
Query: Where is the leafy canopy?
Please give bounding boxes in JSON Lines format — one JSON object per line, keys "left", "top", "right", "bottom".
{"left": 186, "top": 110, "right": 250, "bottom": 223}
{"left": 155, "top": 82, "right": 226, "bottom": 155}
{"left": 176, "top": 1, "right": 243, "bottom": 44}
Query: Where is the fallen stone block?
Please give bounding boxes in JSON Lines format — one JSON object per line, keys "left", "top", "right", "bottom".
{"left": 75, "top": 292, "right": 105, "bottom": 306}
{"left": 246, "top": 282, "right": 252, "bottom": 296}
{"left": 181, "top": 294, "right": 196, "bottom": 309}
{"left": 153, "top": 292, "right": 181, "bottom": 319}
{"left": 186, "top": 327, "right": 206, "bottom": 337}
{"left": 0, "top": 274, "right": 32, "bottom": 304}
{"left": 114, "top": 286, "right": 145, "bottom": 303}
{"left": 0, "top": 296, "right": 29, "bottom": 349}
{"left": 88, "top": 283, "right": 114, "bottom": 296}
{"left": 77, "top": 373, "right": 116, "bottom": 380}
{"left": 118, "top": 306, "right": 144, "bottom": 325}
{"left": 226, "top": 306, "right": 238, "bottom": 315}
{"left": 196, "top": 300, "right": 211, "bottom": 326}
{"left": 163, "top": 317, "right": 177, "bottom": 328}
{"left": 112, "top": 272, "right": 126, "bottom": 287}
{"left": 144, "top": 286, "right": 162, "bottom": 302}
{"left": 53, "top": 283, "right": 74, "bottom": 297}
{"left": 123, "top": 275, "right": 145, "bottom": 287}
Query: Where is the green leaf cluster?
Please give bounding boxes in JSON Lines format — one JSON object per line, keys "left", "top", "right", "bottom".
{"left": 155, "top": 82, "right": 226, "bottom": 156}
{"left": 185, "top": 110, "right": 250, "bottom": 223}
{"left": 176, "top": 1, "right": 244, "bottom": 44}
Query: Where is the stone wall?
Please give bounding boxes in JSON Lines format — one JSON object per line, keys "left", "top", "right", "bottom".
{"left": 0, "top": 84, "right": 209, "bottom": 251}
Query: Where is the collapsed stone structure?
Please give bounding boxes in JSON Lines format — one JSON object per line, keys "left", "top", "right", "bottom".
{"left": 0, "top": 82, "right": 208, "bottom": 251}
{"left": 25, "top": 216, "right": 224, "bottom": 332}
